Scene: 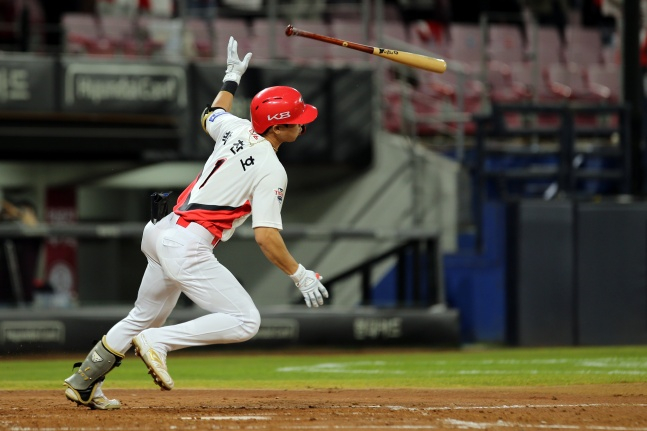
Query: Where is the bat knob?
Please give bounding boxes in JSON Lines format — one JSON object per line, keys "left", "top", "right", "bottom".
{"left": 285, "top": 25, "right": 294, "bottom": 36}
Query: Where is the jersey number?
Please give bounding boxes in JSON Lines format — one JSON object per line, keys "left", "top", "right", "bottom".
{"left": 199, "top": 158, "right": 226, "bottom": 189}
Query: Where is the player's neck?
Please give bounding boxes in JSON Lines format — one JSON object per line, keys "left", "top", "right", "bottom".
{"left": 265, "top": 135, "right": 282, "bottom": 153}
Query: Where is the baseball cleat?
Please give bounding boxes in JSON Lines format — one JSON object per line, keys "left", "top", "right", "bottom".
{"left": 88, "top": 393, "right": 122, "bottom": 410}
{"left": 64, "top": 386, "right": 122, "bottom": 410}
{"left": 132, "top": 333, "right": 174, "bottom": 391}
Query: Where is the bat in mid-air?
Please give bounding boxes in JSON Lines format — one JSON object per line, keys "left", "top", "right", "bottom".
{"left": 284, "top": 24, "right": 447, "bottom": 74}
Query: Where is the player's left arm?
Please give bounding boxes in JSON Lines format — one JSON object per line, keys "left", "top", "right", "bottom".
{"left": 254, "top": 227, "right": 299, "bottom": 275}
{"left": 254, "top": 227, "right": 329, "bottom": 308}
{"left": 251, "top": 173, "right": 328, "bottom": 308}
{"left": 201, "top": 36, "right": 252, "bottom": 131}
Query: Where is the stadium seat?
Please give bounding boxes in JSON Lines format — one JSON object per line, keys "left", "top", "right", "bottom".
{"left": 288, "top": 19, "right": 332, "bottom": 64}
{"left": 509, "top": 61, "right": 563, "bottom": 128}
{"left": 325, "top": 2, "right": 362, "bottom": 20}
{"left": 383, "top": 2, "right": 403, "bottom": 21}
{"left": 547, "top": 62, "right": 604, "bottom": 127}
{"left": 586, "top": 64, "right": 622, "bottom": 127}
{"left": 487, "top": 62, "right": 520, "bottom": 103}
{"left": 330, "top": 18, "right": 370, "bottom": 63}
{"left": 212, "top": 18, "right": 251, "bottom": 63}
{"left": 382, "top": 76, "right": 450, "bottom": 136}
{"left": 587, "top": 64, "right": 621, "bottom": 103}
{"left": 488, "top": 24, "right": 525, "bottom": 65}
{"left": 99, "top": 15, "right": 138, "bottom": 56}
{"left": 565, "top": 26, "right": 603, "bottom": 66}
{"left": 410, "top": 21, "right": 449, "bottom": 59}
{"left": 546, "top": 62, "right": 597, "bottom": 102}
{"left": 137, "top": 16, "right": 183, "bottom": 58}
{"left": 526, "top": 26, "right": 564, "bottom": 64}
{"left": 510, "top": 61, "right": 558, "bottom": 103}
{"left": 424, "top": 65, "right": 484, "bottom": 132}
{"left": 381, "top": 20, "right": 408, "bottom": 42}
{"left": 185, "top": 17, "right": 214, "bottom": 58}
{"left": 249, "top": 18, "right": 291, "bottom": 63}
{"left": 448, "top": 24, "right": 483, "bottom": 65}
{"left": 62, "top": 13, "right": 113, "bottom": 55}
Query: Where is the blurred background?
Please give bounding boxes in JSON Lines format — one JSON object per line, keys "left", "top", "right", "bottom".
{"left": 0, "top": 0, "right": 646, "bottom": 353}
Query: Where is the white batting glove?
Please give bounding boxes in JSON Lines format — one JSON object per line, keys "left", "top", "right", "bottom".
{"left": 223, "top": 36, "right": 252, "bottom": 84}
{"left": 290, "top": 264, "right": 329, "bottom": 308}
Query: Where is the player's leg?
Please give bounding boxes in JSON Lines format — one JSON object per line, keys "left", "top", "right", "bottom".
{"left": 109, "top": 222, "right": 183, "bottom": 391}
{"left": 133, "top": 230, "right": 260, "bottom": 390}
{"left": 107, "top": 217, "right": 182, "bottom": 352}
{"left": 63, "top": 258, "right": 180, "bottom": 408}
{"left": 105, "top": 258, "right": 182, "bottom": 353}
{"left": 139, "top": 248, "right": 261, "bottom": 352}
{"left": 64, "top": 218, "right": 181, "bottom": 407}
{"left": 130, "top": 219, "right": 194, "bottom": 390}
{"left": 63, "top": 335, "right": 124, "bottom": 409}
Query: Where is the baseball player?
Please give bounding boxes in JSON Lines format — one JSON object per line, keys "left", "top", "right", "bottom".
{"left": 63, "top": 36, "right": 328, "bottom": 410}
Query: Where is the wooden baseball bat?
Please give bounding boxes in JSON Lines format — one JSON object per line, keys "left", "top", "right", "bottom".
{"left": 285, "top": 24, "right": 447, "bottom": 74}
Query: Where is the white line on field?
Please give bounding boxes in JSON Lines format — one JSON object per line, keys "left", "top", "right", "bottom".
{"left": 180, "top": 415, "right": 270, "bottom": 420}
{"left": 279, "top": 426, "right": 437, "bottom": 429}
{"left": 364, "top": 403, "right": 647, "bottom": 412}
{"left": 442, "top": 418, "right": 647, "bottom": 431}
{"left": 276, "top": 362, "right": 647, "bottom": 376}
{"left": 5, "top": 428, "right": 132, "bottom": 431}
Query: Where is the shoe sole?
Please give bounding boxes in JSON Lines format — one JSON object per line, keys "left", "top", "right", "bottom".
{"left": 89, "top": 398, "right": 122, "bottom": 410}
{"left": 133, "top": 337, "right": 173, "bottom": 391}
{"left": 65, "top": 386, "right": 120, "bottom": 410}
{"left": 65, "top": 387, "right": 89, "bottom": 407}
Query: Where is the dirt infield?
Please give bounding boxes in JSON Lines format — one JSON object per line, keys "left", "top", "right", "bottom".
{"left": 1, "top": 384, "right": 646, "bottom": 430}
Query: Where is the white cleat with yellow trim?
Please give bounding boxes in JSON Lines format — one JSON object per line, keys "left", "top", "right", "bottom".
{"left": 132, "top": 333, "right": 174, "bottom": 391}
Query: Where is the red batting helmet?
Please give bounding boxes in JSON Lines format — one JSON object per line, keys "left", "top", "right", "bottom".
{"left": 250, "top": 86, "right": 318, "bottom": 134}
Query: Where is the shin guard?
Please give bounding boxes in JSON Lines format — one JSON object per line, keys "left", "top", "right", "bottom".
{"left": 64, "top": 336, "right": 124, "bottom": 403}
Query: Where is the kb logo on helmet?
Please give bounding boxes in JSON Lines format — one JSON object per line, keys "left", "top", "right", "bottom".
{"left": 267, "top": 111, "right": 291, "bottom": 121}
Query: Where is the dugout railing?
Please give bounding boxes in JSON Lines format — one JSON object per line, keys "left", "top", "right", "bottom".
{"left": 320, "top": 237, "right": 442, "bottom": 308}
{"left": 0, "top": 223, "right": 444, "bottom": 310}
{"left": 472, "top": 102, "right": 631, "bottom": 251}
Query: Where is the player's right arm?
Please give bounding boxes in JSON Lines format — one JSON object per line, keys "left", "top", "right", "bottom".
{"left": 201, "top": 36, "right": 252, "bottom": 131}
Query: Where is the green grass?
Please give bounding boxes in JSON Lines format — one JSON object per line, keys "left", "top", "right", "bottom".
{"left": 2, "top": 346, "right": 647, "bottom": 390}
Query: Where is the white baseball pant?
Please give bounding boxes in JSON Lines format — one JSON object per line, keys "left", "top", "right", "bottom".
{"left": 105, "top": 212, "right": 261, "bottom": 358}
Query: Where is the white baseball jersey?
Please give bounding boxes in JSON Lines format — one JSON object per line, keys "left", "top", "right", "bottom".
{"left": 174, "top": 108, "right": 287, "bottom": 242}
{"left": 103, "top": 108, "right": 276, "bottom": 358}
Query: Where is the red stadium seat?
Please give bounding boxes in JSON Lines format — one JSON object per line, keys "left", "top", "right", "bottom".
{"left": 185, "top": 17, "right": 214, "bottom": 58}
{"left": 488, "top": 24, "right": 525, "bottom": 65}
{"left": 448, "top": 24, "right": 483, "bottom": 65}
{"left": 587, "top": 64, "right": 621, "bottom": 103}
{"left": 510, "top": 61, "right": 559, "bottom": 103}
{"left": 546, "top": 62, "right": 598, "bottom": 102}
{"left": 62, "top": 13, "right": 113, "bottom": 56}
{"left": 526, "top": 26, "right": 564, "bottom": 65}
{"left": 212, "top": 18, "right": 251, "bottom": 63}
{"left": 381, "top": 20, "right": 408, "bottom": 42}
{"left": 330, "top": 18, "right": 370, "bottom": 63}
{"left": 249, "top": 18, "right": 291, "bottom": 63}
{"left": 288, "top": 19, "right": 332, "bottom": 64}
{"left": 99, "top": 15, "right": 138, "bottom": 56}
{"left": 565, "top": 26, "right": 603, "bottom": 66}
{"left": 136, "top": 16, "right": 180, "bottom": 57}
